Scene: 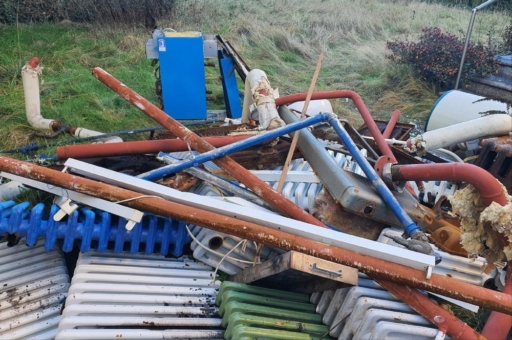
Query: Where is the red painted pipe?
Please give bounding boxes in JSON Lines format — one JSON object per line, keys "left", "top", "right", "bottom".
{"left": 482, "top": 266, "right": 512, "bottom": 340}
{"left": 28, "top": 56, "right": 39, "bottom": 69}
{"left": 275, "top": 90, "right": 419, "bottom": 195}
{"left": 276, "top": 90, "right": 397, "bottom": 163}
{"left": 55, "top": 136, "right": 252, "bottom": 159}
{"left": 390, "top": 162, "right": 508, "bottom": 206}
{"left": 392, "top": 162, "right": 511, "bottom": 339}
{"left": 0, "top": 156, "right": 504, "bottom": 336}
{"left": 92, "top": 67, "right": 325, "bottom": 228}
{"left": 382, "top": 109, "right": 401, "bottom": 139}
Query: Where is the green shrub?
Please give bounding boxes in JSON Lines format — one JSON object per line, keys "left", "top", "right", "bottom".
{"left": 386, "top": 27, "right": 498, "bottom": 89}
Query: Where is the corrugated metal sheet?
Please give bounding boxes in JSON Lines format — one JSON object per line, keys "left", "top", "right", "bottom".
{"left": 56, "top": 251, "right": 224, "bottom": 340}
{"left": 0, "top": 240, "right": 69, "bottom": 340}
{"left": 216, "top": 282, "right": 333, "bottom": 340}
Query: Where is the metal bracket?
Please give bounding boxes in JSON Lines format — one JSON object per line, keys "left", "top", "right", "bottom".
{"left": 1, "top": 172, "right": 144, "bottom": 231}
{"left": 53, "top": 196, "right": 79, "bottom": 221}
{"left": 310, "top": 263, "right": 343, "bottom": 277}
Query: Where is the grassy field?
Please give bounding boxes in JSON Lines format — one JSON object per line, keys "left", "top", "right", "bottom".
{"left": 0, "top": 0, "right": 509, "bottom": 155}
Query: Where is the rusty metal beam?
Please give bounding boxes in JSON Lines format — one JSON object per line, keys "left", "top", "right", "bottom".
{"left": 92, "top": 67, "right": 325, "bottom": 228}
{"left": 0, "top": 157, "right": 510, "bottom": 319}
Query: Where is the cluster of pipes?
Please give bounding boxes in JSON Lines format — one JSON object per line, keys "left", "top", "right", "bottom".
{"left": 1, "top": 58, "right": 512, "bottom": 340}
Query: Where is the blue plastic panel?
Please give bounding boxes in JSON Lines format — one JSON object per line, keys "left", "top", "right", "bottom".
{"left": 0, "top": 201, "right": 188, "bottom": 256}
{"left": 158, "top": 32, "right": 207, "bottom": 120}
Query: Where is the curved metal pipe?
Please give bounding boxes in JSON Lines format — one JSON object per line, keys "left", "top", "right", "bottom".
{"left": 391, "top": 162, "right": 511, "bottom": 339}
{"left": 274, "top": 90, "right": 421, "bottom": 194}
{"left": 276, "top": 90, "right": 396, "bottom": 162}
{"left": 22, "top": 57, "right": 121, "bottom": 143}
{"left": 390, "top": 162, "right": 508, "bottom": 206}
{"left": 21, "top": 57, "right": 58, "bottom": 131}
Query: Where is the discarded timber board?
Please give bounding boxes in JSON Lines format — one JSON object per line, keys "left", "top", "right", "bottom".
{"left": 230, "top": 251, "right": 358, "bottom": 294}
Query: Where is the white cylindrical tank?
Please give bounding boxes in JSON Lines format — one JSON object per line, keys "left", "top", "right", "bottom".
{"left": 288, "top": 99, "right": 333, "bottom": 118}
{"left": 425, "top": 90, "right": 511, "bottom": 131}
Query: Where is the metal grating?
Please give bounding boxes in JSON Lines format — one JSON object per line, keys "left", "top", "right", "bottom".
{"left": 216, "top": 282, "right": 334, "bottom": 340}
{"left": 0, "top": 200, "right": 188, "bottom": 256}
{"left": 0, "top": 240, "right": 69, "bottom": 340}
{"left": 56, "top": 251, "right": 224, "bottom": 339}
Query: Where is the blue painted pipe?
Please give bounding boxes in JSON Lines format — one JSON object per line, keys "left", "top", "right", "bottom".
{"left": 327, "top": 116, "right": 421, "bottom": 236}
{"left": 138, "top": 113, "right": 329, "bottom": 181}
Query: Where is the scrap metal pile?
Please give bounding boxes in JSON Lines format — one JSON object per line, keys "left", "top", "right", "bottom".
{"left": 1, "top": 36, "right": 512, "bottom": 340}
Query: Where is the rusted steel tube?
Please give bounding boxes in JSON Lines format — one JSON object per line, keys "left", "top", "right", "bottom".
{"left": 378, "top": 280, "right": 485, "bottom": 340}
{"left": 390, "top": 163, "right": 508, "bottom": 206}
{"left": 1, "top": 157, "right": 512, "bottom": 319}
{"left": 482, "top": 266, "right": 512, "bottom": 340}
{"left": 55, "top": 136, "right": 251, "bottom": 159}
{"left": 92, "top": 67, "right": 325, "bottom": 228}
{"left": 382, "top": 110, "right": 401, "bottom": 139}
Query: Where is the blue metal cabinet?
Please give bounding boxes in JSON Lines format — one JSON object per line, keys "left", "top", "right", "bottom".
{"left": 157, "top": 31, "right": 207, "bottom": 119}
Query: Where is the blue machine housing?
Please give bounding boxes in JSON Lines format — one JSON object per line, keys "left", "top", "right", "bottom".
{"left": 157, "top": 31, "right": 207, "bottom": 120}
{"left": 147, "top": 30, "right": 242, "bottom": 120}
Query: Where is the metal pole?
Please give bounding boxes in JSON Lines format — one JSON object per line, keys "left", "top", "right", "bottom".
{"left": 139, "top": 114, "right": 326, "bottom": 180}
{"left": 92, "top": 67, "right": 326, "bottom": 228}
{"left": 454, "top": 0, "right": 499, "bottom": 89}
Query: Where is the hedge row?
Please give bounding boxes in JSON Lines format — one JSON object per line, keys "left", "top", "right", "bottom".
{"left": 0, "top": 0, "right": 176, "bottom": 25}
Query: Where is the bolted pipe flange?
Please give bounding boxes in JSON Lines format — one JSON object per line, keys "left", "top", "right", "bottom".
{"left": 375, "top": 156, "right": 405, "bottom": 193}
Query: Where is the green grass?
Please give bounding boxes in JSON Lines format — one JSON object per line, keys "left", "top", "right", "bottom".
{"left": 0, "top": 23, "right": 161, "bottom": 151}
{"left": 0, "top": 0, "right": 509, "bottom": 157}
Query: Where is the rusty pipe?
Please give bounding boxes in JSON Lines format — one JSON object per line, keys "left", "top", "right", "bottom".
{"left": 390, "top": 163, "right": 508, "bottom": 206}
{"left": 0, "top": 158, "right": 510, "bottom": 318}
{"left": 482, "top": 266, "right": 512, "bottom": 340}
{"left": 55, "top": 135, "right": 252, "bottom": 160}
{"left": 382, "top": 110, "right": 401, "bottom": 139}
{"left": 92, "top": 67, "right": 325, "bottom": 228}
